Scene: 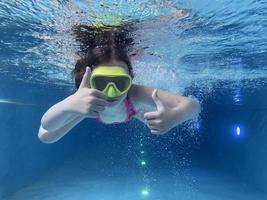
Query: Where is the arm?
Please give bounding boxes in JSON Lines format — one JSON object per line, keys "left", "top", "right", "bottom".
{"left": 133, "top": 84, "right": 201, "bottom": 134}
{"left": 40, "top": 95, "right": 79, "bottom": 132}
{"left": 38, "top": 66, "right": 110, "bottom": 144}
{"left": 38, "top": 115, "right": 85, "bottom": 144}
{"left": 38, "top": 95, "right": 86, "bottom": 144}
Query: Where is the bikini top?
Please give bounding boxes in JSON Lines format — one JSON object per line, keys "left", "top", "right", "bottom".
{"left": 96, "top": 94, "right": 137, "bottom": 125}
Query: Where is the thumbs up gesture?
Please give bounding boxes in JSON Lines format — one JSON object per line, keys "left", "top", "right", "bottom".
{"left": 143, "top": 89, "right": 177, "bottom": 135}
{"left": 65, "top": 67, "right": 111, "bottom": 118}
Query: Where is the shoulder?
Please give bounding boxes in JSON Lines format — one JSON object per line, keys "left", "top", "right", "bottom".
{"left": 128, "top": 84, "right": 157, "bottom": 111}
{"left": 128, "top": 84, "right": 155, "bottom": 101}
{"left": 129, "top": 84, "right": 195, "bottom": 109}
{"left": 127, "top": 84, "right": 156, "bottom": 123}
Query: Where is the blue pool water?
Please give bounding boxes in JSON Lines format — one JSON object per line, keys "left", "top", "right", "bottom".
{"left": 0, "top": 0, "right": 267, "bottom": 199}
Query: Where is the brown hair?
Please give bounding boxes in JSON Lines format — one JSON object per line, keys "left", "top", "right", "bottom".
{"left": 71, "top": 23, "right": 137, "bottom": 90}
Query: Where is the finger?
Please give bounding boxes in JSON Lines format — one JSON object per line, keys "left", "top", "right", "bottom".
{"left": 151, "top": 129, "right": 161, "bottom": 134}
{"left": 90, "top": 97, "right": 110, "bottom": 106}
{"left": 107, "top": 99, "right": 120, "bottom": 107}
{"left": 87, "top": 110, "right": 99, "bottom": 118}
{"left": 79, "top": 66, "right": 91, "bottom": 89}
{"left": 90, "top": 105, "right": 105, "bottom": 112}
{"left": 151, "top": 129, "right": 166, "bottom": 135}
{"left": 149, "top": 126, "right": 162, "bottom": 134}
{"left": 149, "top": 126, "right": 166, "bottom": 135}
{"left": 147, "top": 119, "right": 161, "bottom": 126}
{"left": 144, "top": 111, "right": 160, "bottom": 120}
{"left": 90, "top": 89, "right": 109, "bottom": 100}
{"left": 152, "top": 89, "right": 164, "bottom": 112}
{"left": 148, "top": 124, "right": 160, "bottom": 130}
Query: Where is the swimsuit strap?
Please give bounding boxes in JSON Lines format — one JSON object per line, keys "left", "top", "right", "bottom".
{"left": 125, "top": 94, "right": 137, "bottom": 121}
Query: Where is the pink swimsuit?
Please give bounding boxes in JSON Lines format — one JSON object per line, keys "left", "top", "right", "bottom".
{"left": 96, "top": 94, "right": 137, "bottom": 125}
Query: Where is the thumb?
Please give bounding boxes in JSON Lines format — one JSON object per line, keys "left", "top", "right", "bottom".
{"left": 152, "top": 89, "right": 164, "bottom": 112}
{"left": 79, "top": 66, "right": 91, "bottom": 89}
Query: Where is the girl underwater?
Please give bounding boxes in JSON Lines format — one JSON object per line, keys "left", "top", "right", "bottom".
{"left": 38, "top": 13, "right": 201, "bottom": 144}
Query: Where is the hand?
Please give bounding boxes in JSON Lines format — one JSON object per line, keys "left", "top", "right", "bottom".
{"left": 65, "top": 67, "right": 111, "bottom": 118}
{"left": 144, "top": 89, "right": 177, "bottom": 135}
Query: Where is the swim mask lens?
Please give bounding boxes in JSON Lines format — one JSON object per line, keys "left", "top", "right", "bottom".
{"left": 93, "top": 76, "right": 131, "bottom": 91}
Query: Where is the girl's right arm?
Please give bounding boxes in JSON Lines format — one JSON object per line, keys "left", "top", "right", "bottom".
{"left": 39, "top": 115, "right": 86, "bottom": 144}
{"left": 38, "top": 95, "right": 86, "bottom": 144}
{"left": 38, "top": 67, "right": 110, "bottom": 144}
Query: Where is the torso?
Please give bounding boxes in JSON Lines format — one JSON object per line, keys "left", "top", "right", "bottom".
{"left": 97, "top": 84, "right": 155, "bottom": 124}
{"left": 97, "top": 97, "right": 128, "bottom": 124}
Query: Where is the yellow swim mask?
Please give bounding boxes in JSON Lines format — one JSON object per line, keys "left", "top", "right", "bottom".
{"left": 90, "top": 66, "right": 132, "bottom": 98}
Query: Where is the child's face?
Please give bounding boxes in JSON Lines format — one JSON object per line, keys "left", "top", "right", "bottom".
{"left": 93, "top": 59, "right": 131, "bottom": 105}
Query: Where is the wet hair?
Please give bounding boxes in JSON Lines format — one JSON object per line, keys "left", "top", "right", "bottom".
{"left": 71, "top": 22, "right": 137, "bottom": 90}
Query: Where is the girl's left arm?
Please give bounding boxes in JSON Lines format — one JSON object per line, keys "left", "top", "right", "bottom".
{"left": 132, "top": 85, "right": 201, "bottom": 135}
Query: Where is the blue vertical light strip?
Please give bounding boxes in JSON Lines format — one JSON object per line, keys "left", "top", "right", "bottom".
{"left": 236, "top": 126, "right": 241, "bottom": 136}
{"left": 233, "top": 58, "right": 243, "bottom": 105}
{"left": 233, "top": 124, "right": 245, "bottom": 139}
{"left": 233, "top": 88, "right": 241, "bottom": 104}
{"left": 231, "top": 58, "right": 244, "bottom": 139}
{"left": 138, "top": 136, "right": 151, "bottom": 197}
